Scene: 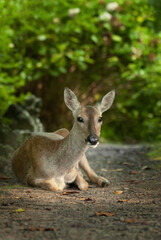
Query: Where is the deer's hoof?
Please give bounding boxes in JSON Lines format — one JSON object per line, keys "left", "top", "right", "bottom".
{"left": 78, "top": 182, "right": 89, "bottom": 191}
{"left": 102, "top": 180, "right": 110, "bottom": 187}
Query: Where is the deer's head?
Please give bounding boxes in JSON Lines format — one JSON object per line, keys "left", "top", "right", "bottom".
{"left": 64, "top": 87, "right": 115, "bottom": 147}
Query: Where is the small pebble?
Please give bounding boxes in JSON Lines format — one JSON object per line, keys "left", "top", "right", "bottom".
{"left": 120, "top": 217, "right": 125, "bottom": 222}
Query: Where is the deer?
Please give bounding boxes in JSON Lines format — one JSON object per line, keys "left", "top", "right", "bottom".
{"left": 12, "top": 87, "right": 115, "bottom": 191}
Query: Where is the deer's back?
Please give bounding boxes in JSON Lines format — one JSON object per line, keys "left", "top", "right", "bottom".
{"left": 12, "top": 133, "right": 64, "bottom": 182}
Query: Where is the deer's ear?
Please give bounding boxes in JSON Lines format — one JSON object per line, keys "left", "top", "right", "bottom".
{"left": 99, "top": 90, "right": 115, "bottom": 113}
{"left": 64, "top": 87, "right": 80, "bottom": 112}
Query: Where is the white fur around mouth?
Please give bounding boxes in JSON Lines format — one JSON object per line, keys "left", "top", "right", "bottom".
{"left": 87, "top": 142, "right": 99, "bottom": 148}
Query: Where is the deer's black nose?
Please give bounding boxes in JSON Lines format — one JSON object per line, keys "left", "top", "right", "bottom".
{"left": 87, "top": 134, "right": 99, "bottom": 145}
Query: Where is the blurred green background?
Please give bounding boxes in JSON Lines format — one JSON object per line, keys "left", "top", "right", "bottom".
{"left": 0, "top": 0, "right": 161, "bottom": 143}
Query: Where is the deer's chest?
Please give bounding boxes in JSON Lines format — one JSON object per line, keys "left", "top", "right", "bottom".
{"left": 64, "top": 164, "right": 78, "bottom": 183}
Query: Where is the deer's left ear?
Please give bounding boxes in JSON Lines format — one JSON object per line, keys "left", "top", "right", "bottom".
{"left": 99, "top": 90, "right": 115, "bottom": 113}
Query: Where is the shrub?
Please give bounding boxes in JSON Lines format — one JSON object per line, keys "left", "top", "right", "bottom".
{"left": 0, "top": 0, "right": 161, "bottom": 142}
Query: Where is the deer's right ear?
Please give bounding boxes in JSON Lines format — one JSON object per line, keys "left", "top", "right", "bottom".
{"left": 64, "top": 87, "right": 80, "bottom": 112}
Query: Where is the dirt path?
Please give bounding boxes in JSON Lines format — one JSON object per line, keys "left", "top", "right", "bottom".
{"left": 0, "top": 144, "right": 161, "bottom": 240}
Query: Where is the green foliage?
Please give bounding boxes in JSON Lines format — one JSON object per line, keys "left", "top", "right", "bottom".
{"left": 149, "top": 0, "right": 161, "bottom": 31}
{"left": 148, "top": 143, "right": 161, "bottom": 159}
{"left": 0, "top": 0, "right": 161, "bottom": 142}
{"left": 148, "top": 144, "right": 161, "bottom": 167}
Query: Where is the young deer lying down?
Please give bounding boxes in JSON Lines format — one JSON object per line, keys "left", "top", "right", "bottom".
{"left": 12, "top": 88, "right": 115, "bottom": 191}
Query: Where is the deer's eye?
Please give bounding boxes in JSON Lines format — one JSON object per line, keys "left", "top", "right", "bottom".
{"left": 77, "top": 117, "right": 84, "bottom": 123}
{"left": 98, "top": 117, "right": 102, "bottom": 122}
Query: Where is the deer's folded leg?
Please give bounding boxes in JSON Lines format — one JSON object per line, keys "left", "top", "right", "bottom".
{"left": 79, "top": 155, "right": 110, "bottom": 187}
{"left": 26, "top": 176, "right": 64, "bottom": 191}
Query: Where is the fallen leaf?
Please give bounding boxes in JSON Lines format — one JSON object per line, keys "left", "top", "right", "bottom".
{"left": 80, "top": 197, "right": 93, "bottom": 202}
{"left": 85, "top": 198, "right": 93, "bottom": 201}
{"left": 117, "top": 199, "right": 128, "bottom": 202}
{"left": 125, "top": 180, "right": 135, "bottom": 183}
{"left": 125, "top": 180, "right": 143, "bottom": 184}
{"left": 122, "top": 162, "right": 133, "bottom": 166}
{"left": 62, "top": 191, "right": 80, "bottom": 195}
{"left": 26, "top": 227, "right": 37, "bottom": 231}
{"left": 141, "top": 166, "right": 151, "bottom": 170}
{"left": 125, "top": 218, "right": 139, "bottom": 223}
{"left": 128, "top": 171, "right": 140, "bottom": 174}
{"left": 79, "top": 197, "right": 85, "bottom": 201}
{"left": 15, "top": 197, "right": 21, "bottom": 199}
{"left": 116, "top": 168, "right": 123, "bottom": 172}
{"left": 13, "top": 208, "right": 25, "bottom": 213}
{"left": 134, "top": 181, "right": 143, "bottom": 184}
{"left": 70, "top": 223, "right": 86, "bottom": 228}
{"left": 96, "top": 212, "right": 115, "bottom": 217}
{"left": 26, "top": 227, "right": 56, "bottom": 231}
{"left": 108, "top": 168, "right": 123, "bottom": 172}
{"left": 123, "top": 187, "right": 129, "bottom": 190}
{"left": 45, "top": 208, "right": 52, "bottom": 211}
{"left": 114, "top": 191, "right": 123, "bottom": 195}
{"left": 100, "top": 168, "right": 108, "bottom": 172}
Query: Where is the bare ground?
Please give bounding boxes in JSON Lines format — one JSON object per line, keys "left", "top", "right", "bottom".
{"left": 0, "top": 144, "right": 161, "bottom": 240}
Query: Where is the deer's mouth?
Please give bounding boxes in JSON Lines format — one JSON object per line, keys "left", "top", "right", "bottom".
{"left": 88, "top": 142, "right": 99, "bottom": 148}
{"left": 85, "top": 139, "right": 99, "bottom": 148}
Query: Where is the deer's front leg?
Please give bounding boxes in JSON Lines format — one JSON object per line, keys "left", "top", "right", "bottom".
{"left": 75, "top": 171, "right": 89, "bottom": 191}
{"left": 79, "top": 155, "right": 109, "bottom": 187}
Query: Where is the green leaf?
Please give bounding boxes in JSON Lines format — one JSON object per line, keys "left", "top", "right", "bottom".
{"left": 91, "top": 35, "right": 98, "bottom": 43}
{"left": 112, "top": 35, "right": 122, "bottom": 42}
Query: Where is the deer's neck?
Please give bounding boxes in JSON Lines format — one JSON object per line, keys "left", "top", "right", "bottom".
{"left": 57, "top": 123, "right": 88, "bottom": 171}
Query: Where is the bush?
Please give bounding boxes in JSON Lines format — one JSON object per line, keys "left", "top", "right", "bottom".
{"left": 0, "top": 0, "right": 161, "bottom": 142}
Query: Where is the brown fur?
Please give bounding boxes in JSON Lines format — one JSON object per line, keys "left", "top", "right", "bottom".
{"left": 12, "top": 88, "right": 115, "bottom": 191}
